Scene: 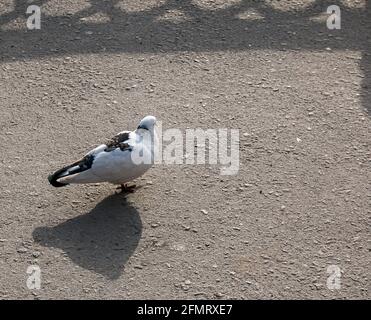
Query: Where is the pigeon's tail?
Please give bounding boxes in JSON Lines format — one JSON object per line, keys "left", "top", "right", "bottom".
{"left": 48, "top": 167, "right": 70, "bottom": 187}
{"left": 48, "top": 154, "right": 95, "bottom": 188}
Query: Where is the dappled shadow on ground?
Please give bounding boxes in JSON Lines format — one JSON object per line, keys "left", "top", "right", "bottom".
{"left": 360, "top": 1, "right": 371, "bottom": 115}
{"left": 33, "top": 194, "right": 142, "bottom": 279}
{"left": 0, "top": 0, "right": 369, "bottom": 116}
{"left": 0, "top": 0, "right": 369, "bottom": 56}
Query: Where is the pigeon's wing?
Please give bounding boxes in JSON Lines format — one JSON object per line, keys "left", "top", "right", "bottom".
{"left": 48, "top": 131, "right": 135, "bottom": 187}
{"left": 103, "top": 131, "right": 133, "bottom": 152}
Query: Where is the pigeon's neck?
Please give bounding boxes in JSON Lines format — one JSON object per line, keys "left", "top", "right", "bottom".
{"left": 136, "top": 127, "right": 154, "bottom": 135}
{"left": 136, "top": 127, "right": 158, "bottom": 141}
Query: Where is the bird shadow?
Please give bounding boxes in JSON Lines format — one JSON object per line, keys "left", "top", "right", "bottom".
{"left": 32, "top": 193, "right": 142, "bottom": 280}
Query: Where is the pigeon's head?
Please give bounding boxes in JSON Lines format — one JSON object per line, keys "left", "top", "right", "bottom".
{"left": 137, "top": 115, "right": 157, "bottom": 131}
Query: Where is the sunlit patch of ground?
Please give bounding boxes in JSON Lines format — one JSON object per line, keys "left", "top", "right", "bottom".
{"left": 115, "top": 0, "right": 167, "bottom": 13}
{"left": 155, "top": 9, "right": 193, "bottom": 24}
{"left": 192, "top": 0, "right": 243, "bottom": 11}
{"left": 42, "top": 0, "right": 91, "bottom": 16}
{"left": 236, "top": 9, "right": 265, "bottom": 21}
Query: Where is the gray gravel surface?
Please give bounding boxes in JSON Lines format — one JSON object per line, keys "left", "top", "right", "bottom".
{"left": 0, "top": 0, "right": 370, "bottom": 299}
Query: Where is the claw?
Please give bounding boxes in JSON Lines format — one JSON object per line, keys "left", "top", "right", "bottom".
{"left": 116, "top": 184, "right": 137, "bottom": 194}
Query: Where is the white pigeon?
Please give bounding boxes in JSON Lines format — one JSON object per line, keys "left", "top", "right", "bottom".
{"left": 48, "top": 115, "right": 157, "bottom": 192}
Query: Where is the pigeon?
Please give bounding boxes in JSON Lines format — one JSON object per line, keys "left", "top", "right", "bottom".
{"left": 48, "top": 115, "right": 157, "bottom": 192}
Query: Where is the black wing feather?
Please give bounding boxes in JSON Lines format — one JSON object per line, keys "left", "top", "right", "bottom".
{"left": 104, "top": 132, "right": 132, "bottom": 152}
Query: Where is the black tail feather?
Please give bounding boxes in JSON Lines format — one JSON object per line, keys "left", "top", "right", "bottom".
{"left": 48, "top": 167, "right": 70, "bottom": 187}
{"left": 48, "top": 154, "right": 95, "bottom": 188}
